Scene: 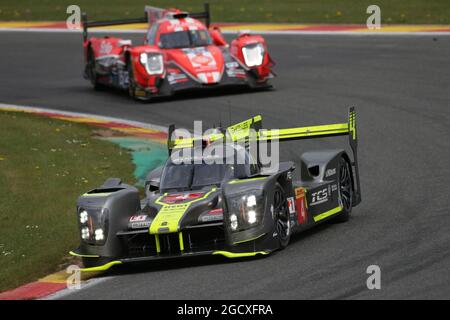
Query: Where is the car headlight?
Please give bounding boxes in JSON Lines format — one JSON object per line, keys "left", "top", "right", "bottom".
{"left": 78, "top": 207, "right": 109, "bottom": 245}
{"left": 140, "top": 53, "right": 164, "bottom": 75}
{"left": 79, "top": 210, "right": 88, "bottom": 224}
{"left": 226, "top": 190, "right": 265, "bottom": 232}
{"left": 242, "top": 43, "right": 265, "bottom": 67}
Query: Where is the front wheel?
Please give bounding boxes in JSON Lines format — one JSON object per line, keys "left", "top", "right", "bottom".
{"left": 272, "top": 183, "right": 291, "bottom": 249}
{"left": 333, "top": 157, "right": 353, "bottom": 223}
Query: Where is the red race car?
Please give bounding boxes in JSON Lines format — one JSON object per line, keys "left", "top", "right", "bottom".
{"left": 82, "top": 4, "right": 276, "bottom": 101}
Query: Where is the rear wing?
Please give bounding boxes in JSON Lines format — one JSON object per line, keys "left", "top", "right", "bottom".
{"left": 168, "top": 115, "right": 262, "bottom": 151}
{"left": 189, "top": 3, "right": 211, "bottom": 28}
{"left": 168, "top": 107, "right": 361, "bottom": 205}
{"left": 81, "top": 3, "right": 211, "bottom": 42}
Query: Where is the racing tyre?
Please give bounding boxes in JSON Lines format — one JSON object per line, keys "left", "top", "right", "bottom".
{"left": 273, "top": 183, "right": 291, "bottom": 249}
{"left": 333, "top": 157, "right": 353, "bottom": 223}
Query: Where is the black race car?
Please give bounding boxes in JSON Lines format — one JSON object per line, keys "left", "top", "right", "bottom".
{"left": 70, "top": 108, "right": 361, "bottom": 271}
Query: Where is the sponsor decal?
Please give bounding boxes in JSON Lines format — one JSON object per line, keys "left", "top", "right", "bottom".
{"left": 325, "top": 168, "right": 336, "bottom": 177}
{"left": 295, "top": 188, "right": 308, "bottom": 224}
{"left": 168, "top": 73, "right": 188, "bottom": 84}
{"left": 99, "top": 40, "right": 113, "bottom": 55}
{"left": 226, "top": 68, "right": 246, "bottom": 78}
{"left": 165, "top": 18, "right": 200, "bottom": 32}
{"left": 287, "top": 197, "right": 296, "bottom": 214}
{"left": 134, "top": 89, "right": 147, "bottom": 97}
{"left": 184, "top": 48, "right": 217, "bottom": 70}
{"left": 130, "top": 221, "right": 151, "bottom": 229}
{"left": 129, "top": 215, "right": 151, "bottom": 229}
{"left": 201, "top": 208, "right": 223, "bottom": 222}
{"left": 226, "top": 61, "right": 239, "bottom": 69}
{"left": 161, "top": 192, "right": 205, "bottom": 204}
{"left": 310, "top": 187, "right": 328, "bottom": 206}
{"left": 192, "top": 54, "right": 212, "bottom": 65}
{"left": 130, "top": 215, "right": 148, "bottom": 222}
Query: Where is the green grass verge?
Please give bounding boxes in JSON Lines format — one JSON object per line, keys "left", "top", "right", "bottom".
{"left": 0, "top": 111, "right": 135, "bottom": 292}
{"left": 1, "top": 1, "right": 449, "bottom": 24}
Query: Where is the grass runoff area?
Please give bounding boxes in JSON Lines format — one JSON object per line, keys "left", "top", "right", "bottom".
{"left": 1, "top": 0, "right": 449, "bottom": 24}
{"left": 0, "top": 111, "right": 135, "bottom": 292}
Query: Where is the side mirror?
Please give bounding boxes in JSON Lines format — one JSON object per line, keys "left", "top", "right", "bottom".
{"left": 148, "top": 179, "right": 160, "bottom": 192}
{"left": 145, "top": 166, "right": 163, "bottom": 195}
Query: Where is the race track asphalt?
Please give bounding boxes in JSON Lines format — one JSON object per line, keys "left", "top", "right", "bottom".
{"left": 1, "top": 31, "right": 449, "bottom": 299}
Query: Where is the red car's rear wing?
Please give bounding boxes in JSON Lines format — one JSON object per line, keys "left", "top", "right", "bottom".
{"left": 81, "top": 3, "right": 211, "bottom": 42}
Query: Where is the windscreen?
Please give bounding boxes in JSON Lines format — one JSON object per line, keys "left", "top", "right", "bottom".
{"left": 160, "top": 164, "right": 193, "bottom": 190}
{"left": 160, "top": 162, "right": 233, "bottom": 191}
{"left": 192, "top": 163, "right": 232, "bottom": 188}
{"left": 159, "top": 30, "right": 212, "bottom": 49}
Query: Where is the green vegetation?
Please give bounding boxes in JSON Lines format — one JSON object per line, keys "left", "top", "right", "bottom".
{"left": 1, "top": 0, "right": 449, "bottom": 24}
{"left": 0, "top": 111, "right": 135, "bottom": 292}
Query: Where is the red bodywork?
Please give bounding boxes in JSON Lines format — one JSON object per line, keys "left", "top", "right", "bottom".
{"left": 83, "top": 7, "right": 275, "bottom": 100}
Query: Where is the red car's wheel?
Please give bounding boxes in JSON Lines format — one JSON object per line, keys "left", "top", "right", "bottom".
{"left": 87, "top": 47, "right": 101, "bottom": 90}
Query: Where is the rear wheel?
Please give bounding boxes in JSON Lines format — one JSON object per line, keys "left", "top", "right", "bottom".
{"left": 272, "top": 183, "right": 291, "bottom": 249}
{"left": 333, "top": 157, "right": 353, "bottom": 223}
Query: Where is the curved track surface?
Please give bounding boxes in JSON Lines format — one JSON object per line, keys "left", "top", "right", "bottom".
{"left": 1, "top": 32, "right": 449, "bottom": 299}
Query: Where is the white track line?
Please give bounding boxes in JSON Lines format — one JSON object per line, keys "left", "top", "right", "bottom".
{"left": 0, "top": 27, "right": 449, "bottom": 36}
{"left": 0, "top": 103, "right": 168, "bottom": 133}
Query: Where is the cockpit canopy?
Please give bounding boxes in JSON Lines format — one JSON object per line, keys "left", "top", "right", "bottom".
{"left": 160, "top": 143, "right": 259, "bottom": 192}
{"left": 159, "top": 29, "right": 212, "bottom": 49}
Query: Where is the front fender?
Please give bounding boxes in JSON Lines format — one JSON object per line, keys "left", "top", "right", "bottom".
{"left": 128, "top": 46, "right": 165, "bottom": 88}
{"left": 76, "top": 181, "right": 140, "bottom": 258}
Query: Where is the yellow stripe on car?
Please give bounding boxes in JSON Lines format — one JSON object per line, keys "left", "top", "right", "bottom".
{"left": 313, "top": 206, "right": 343, "bottom": 222}
{"left": 155, "top": 234, "right": 161, "bottom": 253}
{"left": 172, "top": 122, "right": 350, "bottom": 150}
{"left": 150, "top": 188, "right": 216, "bottom": 234}
{"left": 179, "top": 232, "right": 184, "bottom": 251}
{"left": 228, "top": 177, "right": 267, "bottom": 184}
{"left": 81, "top": 192, "right": 113, "bottom": 197}
{"left": 69, "top": 251, "right": 100, "bottom": 258}
{"left": 79, "top": 261, "right": 122, "bottom": 272}
{"left": 212, "top": 251, "right": 269, "bottom": 258}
